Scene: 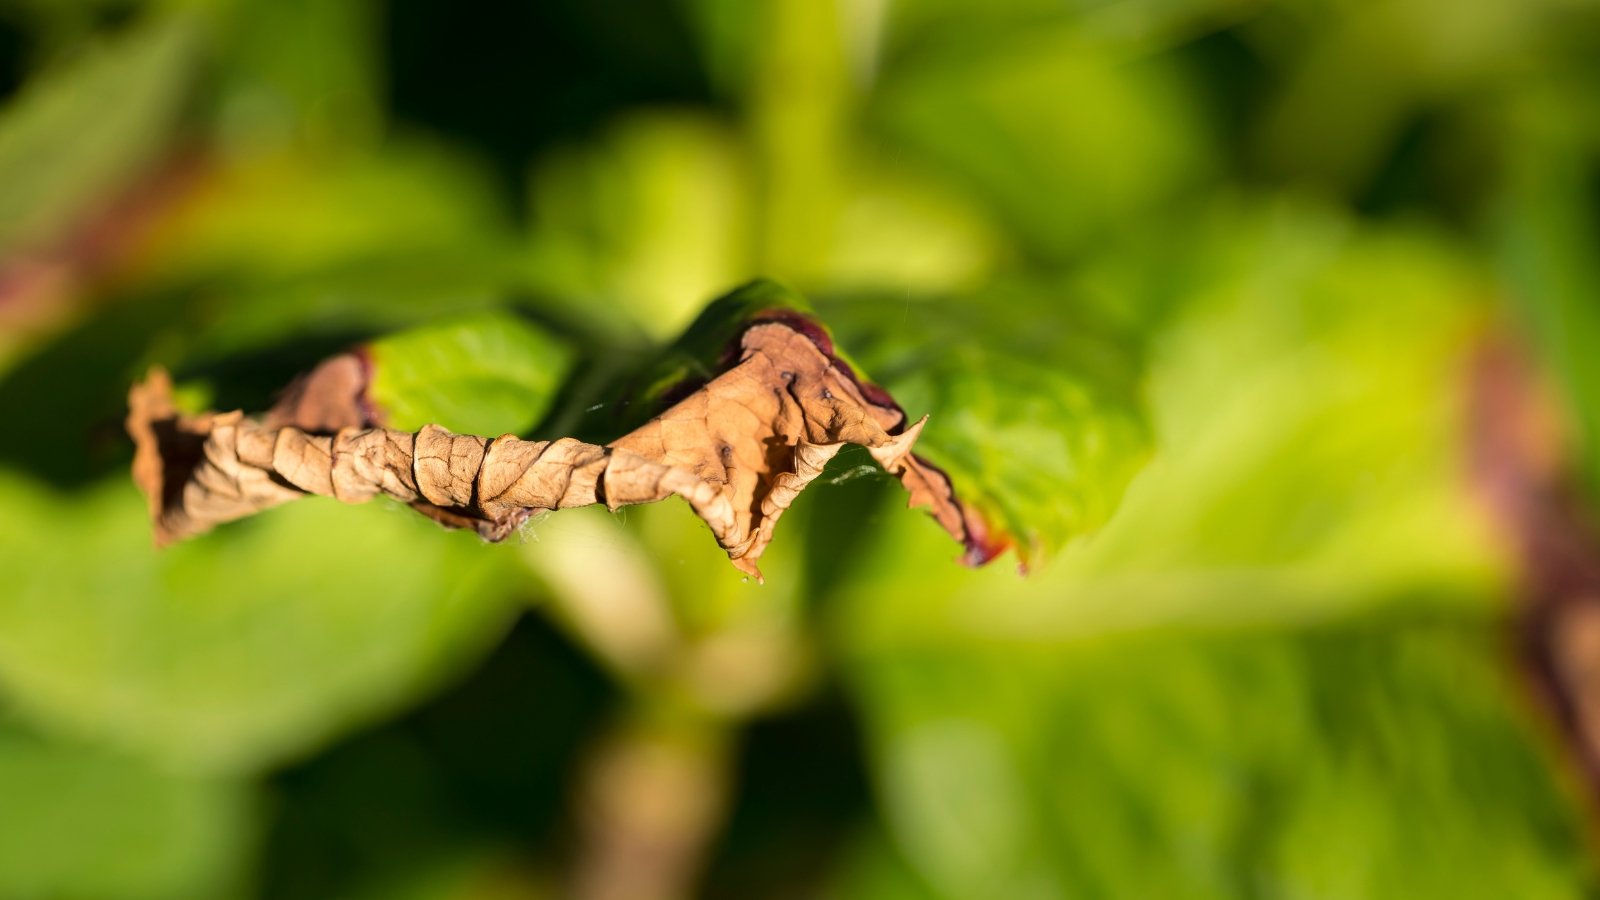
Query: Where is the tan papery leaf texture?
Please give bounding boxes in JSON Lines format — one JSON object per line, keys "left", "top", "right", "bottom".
{"left": 128, "top": 317, "right": 1001, "bottom": 580}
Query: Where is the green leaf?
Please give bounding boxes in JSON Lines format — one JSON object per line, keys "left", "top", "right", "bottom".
{"left": 0, "top": 13, "right": 198, "bottom": 256}
{"left": 617, "top": 279, "right": 811, "bottom": 422}
{"left": 1026, "top": 212, "right": 1509, "bottom": 625}
{"left": 819, "top": 282, "right": 1151, "bottom": 563}
{"left": 839, "top": 620, "right": 1594, "bottom": 900}
{"left": 0, "top": 724, "right": 252, "bottom": 899}
{"left": 365, "top": 311, "right": 577, "bottom": 436}
{"left": 824, "top": 208, "right": 1506, "bottom": 640}
{"left": 0, "top": 472, "right": 521, "bottom": 773}
{"left": 823, "top": 206, "right": 1539, "bottom": 898}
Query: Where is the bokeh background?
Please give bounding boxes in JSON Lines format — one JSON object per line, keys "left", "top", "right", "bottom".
{"left": 4, "top": 0, "right": 1600, "bottom": 897}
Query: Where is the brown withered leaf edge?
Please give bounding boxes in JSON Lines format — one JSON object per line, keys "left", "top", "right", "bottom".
{"left": 129, "top": 311, "right": 1005, "bottom": 581}
{"left": 1469, "top": 338, "right": 1600, "bottom": 810}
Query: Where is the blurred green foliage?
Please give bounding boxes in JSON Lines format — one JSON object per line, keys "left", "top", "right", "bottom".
{"left": 2, "top": 0, "right": 1600, "bottom": 897}
{"left": 0, "top": 724, "right": 251, "bottom": 899}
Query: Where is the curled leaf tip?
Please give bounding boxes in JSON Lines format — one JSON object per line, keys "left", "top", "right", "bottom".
{"left": 744, "top": 302, "right": 1007, "bottom": 569}
{"left": 264, "top": 350, "right": 378, "bottom": 432}
{"left": 129, "top": 309, "right": 999, "bottom": 577}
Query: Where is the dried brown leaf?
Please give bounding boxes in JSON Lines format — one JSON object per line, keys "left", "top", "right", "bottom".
{"left": 262, "top": 351, "right": 375, "bottom": 432}
{"left": 129, "top": 315, "right": 998, "bottom": 579}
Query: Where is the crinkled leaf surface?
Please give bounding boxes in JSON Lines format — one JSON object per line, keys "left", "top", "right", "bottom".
{"left": 128, "top": 283, "right": 990, "bottom": 580}
{"left": 619, "top": 280, "right": 814, "bottom": 420}
{"left": 819, "top": 285, "right": 1151, "bottom": 563}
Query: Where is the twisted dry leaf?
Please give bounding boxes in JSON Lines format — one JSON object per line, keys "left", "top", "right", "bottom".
{"left": 129, "top": 314, "right": 1003, "bottom": 580}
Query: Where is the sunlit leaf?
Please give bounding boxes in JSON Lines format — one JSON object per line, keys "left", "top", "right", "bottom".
{"left": 820, "top": 283, "right": 1151, "bottom": 564}
{"left": 367, "top": 311, "right": 577, "bottom": 436}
